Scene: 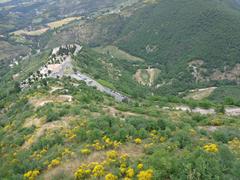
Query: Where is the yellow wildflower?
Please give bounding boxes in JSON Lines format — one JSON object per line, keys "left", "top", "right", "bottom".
{"left": 113, "top": 141, "right": 121, "bottom": 149}
{"left": 92, "top": 164, "right": 105, "bottom": 177}
{"left": 203, "top": 143, "right": 218, "bottom": 153}
{"left": 75, "top": 168, "right": 85, "bottom": 179}
{"left": 23, "top": 170, "right": 40, "bottom": 180}
{"left": 120, "top": 154, "right": 129, "bottom": 162}
{"left": 48, "top": 159, "right": 61, "bottom": 169}
{"left": 137, "top": 163, "right": 144, "bottom": 170}
{"left": 105, "top": 173, "right": 118, "bottom": 180}
{"left": 134, "top": 138, "right": 142, "bottom": 144}
{"left": 62, "top": 148, "right": 73, "bottom": 156}
{"left": 92, "top": 140, "right": 105, "bottom": 151}
{"left": 126, "top": 168, "right": 134, "bottom": 178}
{"left": 137, "top": 169, "right": 153, "bottom": 180}
{"left": 107, "top": 150, "right": 118, "bottom": 159}
{"left": 80, "top": 148, "right": 91, "bottom": 155}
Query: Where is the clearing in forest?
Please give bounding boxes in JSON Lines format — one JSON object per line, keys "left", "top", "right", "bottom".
{"left": 94, "top": 45, "right": 145, "bottom": 62}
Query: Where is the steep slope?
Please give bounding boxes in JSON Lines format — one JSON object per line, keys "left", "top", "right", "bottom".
{"left": 1, "top": 54, "right": 240, "bottom": 180}
{"left": 116, "top": 0, "right": 240, "bottom": 92}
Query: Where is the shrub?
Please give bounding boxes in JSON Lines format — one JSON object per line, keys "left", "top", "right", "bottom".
{"left": 126, "top": 168, "right": 134, "bottom": 178}
{"left": 105, "top": 173, "right": 117, "bottom": 180}
{"left": 134, "top": 138, "right": 142, "bottom": 144}
{"left": 174, "top": 130, "right": 192, "bottom": 149}
{"left": 23, "top": 170, "right": 40, "bottom": 180}
{"left": 137, "top": 169, "right": 153, "bottom": 180}
{"left": 80, "top": 148, "right": 91, "bottom": 155}
{"left": 212, "top": 128, "right": 240, "bottom": 143}
{"left": 203, "top": 144, "right": 218, "bottom": 153}
{"left": 92, "top": 164, "right": 105, "bottom": 177}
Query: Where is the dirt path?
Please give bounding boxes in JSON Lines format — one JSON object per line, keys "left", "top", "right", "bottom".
{"left": 103, "top": 106, "right": 140, "bottom": 117}
{"left": 49, "top": 86, "right": 63, "bottom": 93}
{"left": 23, "top": 117, "right": 43, "bottom": 128}
{"left": 172, "top": 105, "right": 240, "bottom": 116}
{"left": 185, "top": 87, "right": 217, "bottom": 100}
{"left": 29, "top": 95, "right": 73, "bottom": 107}
{"left": 225, "top": 108, "right": 240, "bottom": 116}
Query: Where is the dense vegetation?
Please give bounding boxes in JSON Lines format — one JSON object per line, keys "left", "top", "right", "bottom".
{"left": 208, "top": 85, "right": 240, "bottom": 105}
{"left": 0, "top": 76, "right": 240, "bottom": 179}
{"left": 116, "top": 0, "right": 240, "bottom": 93}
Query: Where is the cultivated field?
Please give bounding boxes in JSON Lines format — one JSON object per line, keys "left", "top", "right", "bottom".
{"left": 11, "top": 17, "right": 81, "bottom": 36}
{"left": 47, "top": 17, "right": 81, "bottom": 29}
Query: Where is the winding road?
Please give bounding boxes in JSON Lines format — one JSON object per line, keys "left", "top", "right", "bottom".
{"left": 70, "top": 72, "right": 128, "bottom": 102}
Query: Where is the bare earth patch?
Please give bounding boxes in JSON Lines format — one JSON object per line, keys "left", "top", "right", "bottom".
{"left": 23, "top": 117, "right": 44, "bottom": 128}
{"left": 211, "top": 64, "right": 240, "bottom": 82}
{"left": 49, "top": 86, "right": 64, "bottom": 93}
{"left": 185, "top": 87, "right": 217, "bottom": 100}
{"left": 188, "top": 60, "right": 207, "bottom": 83}
{"left": 134, "top": 68, "right": 160, "bottom": 86}
{"left": 225, "top": 107, "right": 240, "bottom": 116}
{"left": 11, "top": 17, "right": 81, "bottom": 36}
{"left": 43, "top": 151, "right": 106, "bottom": 179}
{"left": 94, "top": 45, "right": 144, "bottom": 62}
{"left": 12, "top": 28, "right": 49, "bottom": 36}
{"left": 198, "top": 126, "right": 219, "bottom": 132}
{"left": 21, "top": 116, "right": 74, "bottom": 149}
{"left": 47, "top": 17, "right": 82, "bottom": 29}
{"left": 103, "top": 106, "right": 140, "bottom": 117}
{"left": 29, "top": 95, "right": 73, "bottom": 107}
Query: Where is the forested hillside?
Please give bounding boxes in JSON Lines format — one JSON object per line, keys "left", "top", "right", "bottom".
{"left": 116, "top": 0, "right": 240, "bottom": 92}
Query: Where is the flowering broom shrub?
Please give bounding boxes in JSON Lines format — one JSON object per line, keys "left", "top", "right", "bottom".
{"left": 23, "top": 170, "right": 40, "bottom": 180}
{"left": 48, "top": 159, "right": 61, "bottom": 169}
{"left": 134, "top": 138, "right": 142, "bottom": 144}
{"left": 105, "top": 173, "right": 118, "bottom": 180}
{"left": 203, "top": 143, "right": 218, "bottom": 153}
{"left": 137, "top": 169, "right": 153, "bottom": 180}
{"left": 92, "top": 164, "right": 105, "bottom": 177}
{"left": 80, "top": 148, "right": 91, "bottom": 155}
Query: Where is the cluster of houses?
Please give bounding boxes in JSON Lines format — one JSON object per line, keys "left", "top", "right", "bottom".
{"left": 20, "top": 44, "right": 82, "bottom": 89}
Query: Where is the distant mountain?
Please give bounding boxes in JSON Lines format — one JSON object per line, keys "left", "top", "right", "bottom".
{"left": 0, "top": 0, "right": 123, "bottom": 33}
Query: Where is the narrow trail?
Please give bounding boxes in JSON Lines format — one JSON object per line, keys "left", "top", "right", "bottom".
{"left": 171, "top": 105, "right": 240, "bottom": 116}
